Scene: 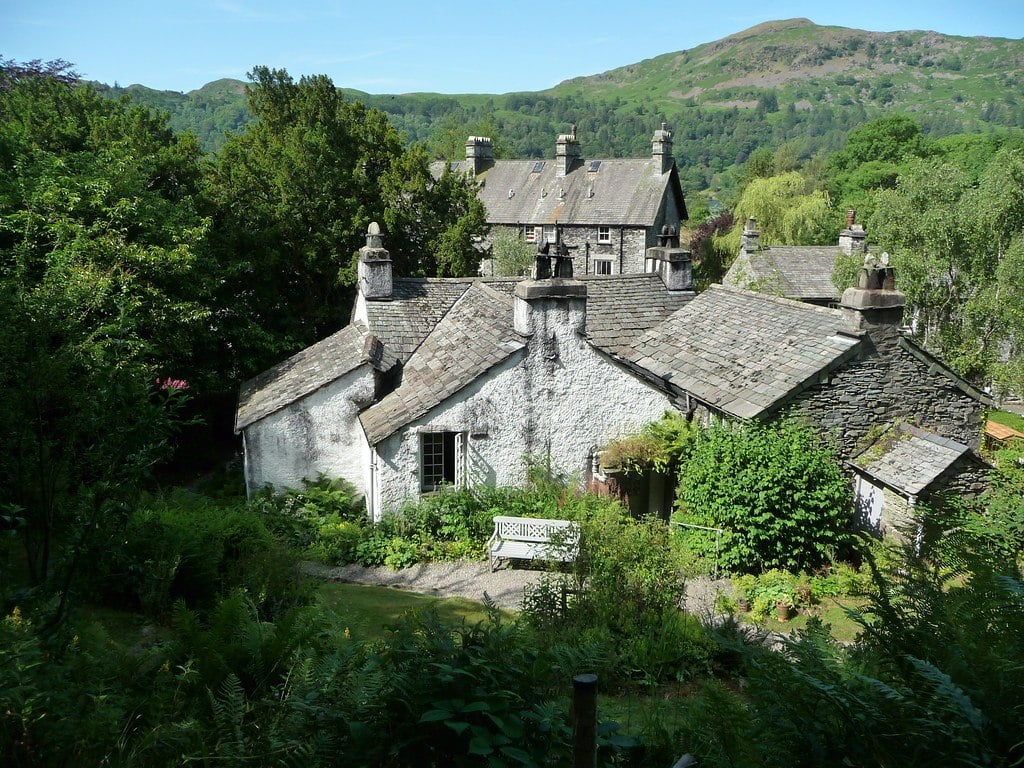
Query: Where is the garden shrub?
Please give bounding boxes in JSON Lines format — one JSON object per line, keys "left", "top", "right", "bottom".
{"left": 311, "top": 516, "right": 363, "bottom": 565}
{"left": 675, "top": 419, "right": 853, "bottom": 573}
{"left": 95, "top": 491, "right": 308, "bottom": 618}
{"left": 524, "top": 498, "right": 718, "bottom": 686}
{"left": 256, "top": 474, "right": 366, "bottom": 551}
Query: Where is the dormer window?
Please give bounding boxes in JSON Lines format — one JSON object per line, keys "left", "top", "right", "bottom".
{"left": 597, "top": 226, "right": 611, "bottom": 244}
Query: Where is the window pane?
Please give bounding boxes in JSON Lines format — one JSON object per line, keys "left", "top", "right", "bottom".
{"left": 421, "top": 432, "right": 458, "bottom": 492}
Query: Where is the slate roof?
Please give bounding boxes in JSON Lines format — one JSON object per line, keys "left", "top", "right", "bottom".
{"left": 617, "top": 284, "right": 861, "bottom": 419}
{"left": 359, "top": 283, "right": 526, "bottom": 445}
{"left": 361, "top": 278, "right": 519, "bottom": 362}
{"left": 853, "top": 425, "right": 972, "bottom": 496}
{"left": 433, "top": 158, "right": 686, "bottom": 226}
{"left": 235, "top": 323, "right": 397, "bottom": 431}
{"left": 724, "top": 246, "right": 843, "bottom": 302}
{"left": 581, "top": 273, "right": 694, "bottom": 355}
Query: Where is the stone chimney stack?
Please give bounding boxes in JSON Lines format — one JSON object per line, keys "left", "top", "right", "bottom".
{"left": 465, "top": 136, "right": 494, "bottom": 175}
{"left": 840, "top": 252, "right": 905, "bottom": 343}
{"left": 513, "top": 279, "right": 587, "bottom": 337}
{"left": 358, "top": 222, "right": 392, "bottom": 300}
{"left": 645, "top": 226, "right": 693, "bottom": 291}
{"left": 651, "top": 123, "right": 674, "bottom": 174}
{"left": 838, "top": 209, "right": 867, "bottom": 255}
{"left": 740, "top": 217, "right": 760, "bottom": 254}
{"left": 555, "top": 125, "right": 581, "bottom": 177}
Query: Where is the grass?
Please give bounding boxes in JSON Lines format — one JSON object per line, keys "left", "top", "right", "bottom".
{"left": 315, "top": 582, "right": 504, "bottom": 641}
{"left": 751, "top": 597, "right": 867, "bottom": 643}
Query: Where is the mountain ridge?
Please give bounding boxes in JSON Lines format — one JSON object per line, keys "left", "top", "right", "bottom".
{"left": 99, "top": 19, "right": 1024, "bottom": 194}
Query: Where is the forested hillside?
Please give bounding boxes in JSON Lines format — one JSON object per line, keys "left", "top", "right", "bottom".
{"left": 102, "top": 19, "right": 1024, "bottom": 197}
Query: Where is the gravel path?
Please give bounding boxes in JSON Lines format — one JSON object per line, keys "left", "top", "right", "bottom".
{"left": 308, "top": 560, "right": 732, "bottom": 615}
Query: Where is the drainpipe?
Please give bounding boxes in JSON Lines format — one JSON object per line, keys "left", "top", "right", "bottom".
{"left": 910, "top": 494, "right": 922, "bottom": 554}
{"left": 368, "top": 449, "right": 379, "bottom": 522}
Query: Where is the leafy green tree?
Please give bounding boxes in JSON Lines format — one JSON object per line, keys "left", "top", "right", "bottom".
{"left": 674, "top": 420, "right": 852, "bottom": 573}
{"left": 721, "top": 171, "right": 842, "bottom": 257}
{"left": 207, "top": 67, "right": 486, "bottom": 374}
{"left": 868, "top": 149, "right": 1024, "bottom": 389}
{"left": 488, "top": 227, "right": 534, "bottom": 277}
{"left": 0, "top": 66, "right": 207, "bottom": 608}
{"left": 828, "top": 114, "right": 931, "bottom": 218}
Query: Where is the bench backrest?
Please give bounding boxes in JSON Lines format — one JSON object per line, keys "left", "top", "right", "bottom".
{"left": 492, "top": 516, "right": 579, "bottom": 544}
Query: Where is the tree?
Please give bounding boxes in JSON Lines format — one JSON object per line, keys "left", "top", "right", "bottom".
{"left": 488, "top": 227, "right": 534, "bottom": 277}
{"left": 720, "top": 172, "right": 842, "bottom": 257}
{"left": 674, "top": 420, "right": 852, "bottom": 573}
{"left": 208, "top": 67, "right": 486, "bottom": 375}
{"left": 868, "top": 149, "right": 1024, "bottom": 390}
{"left": 0, "top": 64, "right": 206, "bottom": 608}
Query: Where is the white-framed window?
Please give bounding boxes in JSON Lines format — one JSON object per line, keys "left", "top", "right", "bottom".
{"left": 543, "top": 225, "right": 557, "bottom": 244}
{"left": 593, "top": 259, "right": 613, "bottom": 275}
{"left": 524, "top": 225, "right": 540, "bottom": 243}
{"left": 597, "top": 225, "right": 611, "bottom": 244}
{"left": 420, "top": 431, "right": 462, "bottom": 492}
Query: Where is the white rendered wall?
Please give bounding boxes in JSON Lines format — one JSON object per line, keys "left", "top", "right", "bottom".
{"left": 243, "top": 366, "right": 374, "bottom": 497}
{"left": 372, "top": 301, "right": 674, "bottom": 514}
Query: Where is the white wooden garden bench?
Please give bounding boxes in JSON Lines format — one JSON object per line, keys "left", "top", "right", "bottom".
{"left": 487, "top": 515, "right": 580, "bottom": 572}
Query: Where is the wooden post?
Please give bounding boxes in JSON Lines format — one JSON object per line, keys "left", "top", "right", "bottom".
{"left": 572, "top": 673, "right": 598, "bottom": 768}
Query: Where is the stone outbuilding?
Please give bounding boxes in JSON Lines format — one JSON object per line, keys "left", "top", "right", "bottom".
{"left": 723, "top": 210, "right": 868, "bottom": 305}
{"left": 236, "top": 227, "right": 988, "bottom": 534}
{"left": 433, "top": 125, "right": 687, "bottom": 276}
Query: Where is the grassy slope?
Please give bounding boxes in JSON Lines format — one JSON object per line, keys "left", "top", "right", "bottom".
{"left": 550, "top": 18, "right": 1023, "bottom": 124}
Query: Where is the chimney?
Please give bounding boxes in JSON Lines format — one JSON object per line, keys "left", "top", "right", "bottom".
{"left": 465, "top": 135, "right": 494, "bottom": 175}
{"left": 838, "top": 209, "right": 867, "bottom": 255}
{"left": 840, "top": 253, "right": 906, "bottom": 340}
{"left": 740, "top": 217, "right": 760, "bottom": 254}
{"left": 555, "top": 125, "right": 581, "bottom": 177}
{"left": 645, "top": 226, "right": 693, "bottom": 291}
{"left": 357, "top": 222, "right": 392, "bottom": 300}
{"left": 651, "top": 122, "right": 674, "bottom": 174}
{"left": 513, "top": 278, "right": 587, "bottom": 337}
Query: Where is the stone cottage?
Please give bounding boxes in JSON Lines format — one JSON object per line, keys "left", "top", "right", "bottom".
{"left": 723, "top": 210, "right": 868, "bottom": 305}
{"left": 235, "top": 223, "right": 695, "bottom": 520}
{"left": 432, "top": 125, "right": 687, "bottom": 276}
{"left": 614, "top": 253, "right": 990, "bottom": 533}
{"left": 236, "top": 226, "right": 988, "bottom": 534}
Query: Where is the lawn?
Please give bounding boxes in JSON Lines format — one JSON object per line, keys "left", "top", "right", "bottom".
{"left": 315, "top": 581, "right": 504, "bottom": 641}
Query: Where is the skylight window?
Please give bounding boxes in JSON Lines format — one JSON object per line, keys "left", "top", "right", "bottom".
{"left": 588, "top": 160, "right": 602, "bottom": 172}
{"left": 532, "top": 161, "right": 545, "bottom": 173}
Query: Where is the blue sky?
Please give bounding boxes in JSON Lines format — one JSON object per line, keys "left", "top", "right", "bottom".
{"left": 4, "top": 1, "right": 1023, "bottom": 94}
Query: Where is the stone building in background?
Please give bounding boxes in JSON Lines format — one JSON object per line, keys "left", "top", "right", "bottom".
{"left": 432, "top": 125, "right": 687, "bottom": 276}
{"left": 723, "top": 210, "right": 868, "bottom": 306}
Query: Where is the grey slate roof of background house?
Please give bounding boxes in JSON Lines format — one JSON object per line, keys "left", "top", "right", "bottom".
{"left": 853, "top": 424, "right": 972, "bottom": 496}
{"left": 235, "top": 323, "right": 396, "bottom": 432}
{"left": 618, "top": 284, "right": 862, "bottom": 419}
{"left": 359, "top": 283, "right": 527, "bottom": 445}
{"left": 724, "top": 246, "right": 843, "bottom": 302}
{"left": 581, "top": 273, "right": 694, "bottom": 355}
{"left": 433, "top": 158, "right": 685, "bottom": 227}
